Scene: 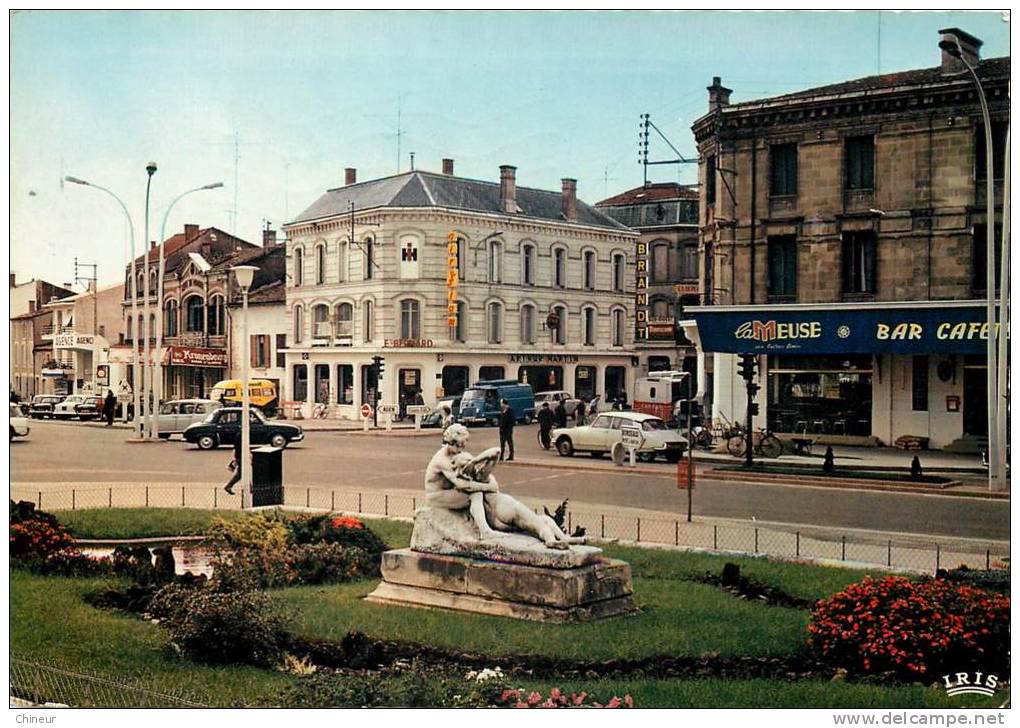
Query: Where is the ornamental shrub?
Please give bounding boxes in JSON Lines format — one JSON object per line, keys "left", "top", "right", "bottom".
{"left": 210, "top": 542, "right": 378, "bottom": 591}
{"left": 808, "top": 575, "right": 1010, "bottom": 679}
{"left": 288, "top": 514, "right": 388, "bottom": 557}
{"left": 206, "top": 514, "right": 291, "bottom": 551}
{"left": 10, "top": 500, "right": 60, "bottom": 528}
{"left": 150, "top": 584, "right": 287, "bottom": 667}
{"left": 10, "top": 518, "right": 76, "bottom": 559}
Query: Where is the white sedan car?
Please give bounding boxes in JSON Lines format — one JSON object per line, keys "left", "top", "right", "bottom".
{"left": 10, "top": 403, "right": 30, "bottom": 441}
{"left": 551, "top": 411, "right": 687, "bottom": 462}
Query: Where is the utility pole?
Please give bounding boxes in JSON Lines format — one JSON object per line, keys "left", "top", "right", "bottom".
{"left": 73, "top": 258, "right": 98, "bottom": 338}
{"left": 639, "top": 113, "right": 697, "bottom": 187}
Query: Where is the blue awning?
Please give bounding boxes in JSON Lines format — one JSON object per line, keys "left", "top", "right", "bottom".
{"left": 684, "top": 301, "right": 1003, "bottom": 355}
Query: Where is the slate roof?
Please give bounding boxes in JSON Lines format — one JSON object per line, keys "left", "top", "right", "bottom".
{"left": 596, "top": 183, "right": 699, "bottom": 207}
{"left": 246, "top": 279, "right": 285, "bottom": 305}
{"left": 289, "top": 170, "right": 631, "bottom": 232}
{"left": 730, "top": 56, "right": 1010, "bottom": 109}
{"left": 131, "top": 227, "right": 259, "bottom": 275}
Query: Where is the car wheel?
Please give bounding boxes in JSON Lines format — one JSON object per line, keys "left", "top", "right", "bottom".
{"left": 270, "top": 433, "right": 287, "bottom": 448}
{"left": 197, "top": 435, "right": 218, "bottom": 450}
{"left": 556, "top": 436, "right": 574, "bottom": 457}
{"left": 637, "top": 452, "right": 656, "bottom": 463}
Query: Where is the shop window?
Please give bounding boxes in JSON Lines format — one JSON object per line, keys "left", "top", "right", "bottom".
{"left": 275, "top": 334, "right": 286, "bottom": 368}
{"left": 770, "top": 143, "right": 798, "bottom": 196}
{"left": 841, "top": 231, "right": 876, "bottom": 296}
{"left": 520, "top": 303, "right": 535, "bottom": 345}
{"left": 487, "top": 302, "right": 503, "bottom": 344}
{"left": 522, "top": 243, "right": 536, "bottom": 286}
{"left": 314, "top": 364, "right": 329, "bottom": 404}
{"left": 766, "top": 354, "right": 873, "bottom": 436}
{"left": 185, "top": 296, "right": 204, "bottom": 332}
{"left": 442, "top": 366, "right": 470, "bottom": 397}
{"left": 582, "top": 307, "right": 596, "bottom": 346}
{"left": 361, "top": 364, "right": 377, "bottom": 406}
{"left": 648, "top": 356, "right": 671, "bottom": 372}
{"left": 575, "top": 365, "right": 596, "bottom": 401}
{"left": 293, "top": 364, "right": 308, "bottom": 402}
{"left": 400, "top": 299, "right": 420, "bottom": 339}
{"left": 975, "top": 121, "right": 1008, "bottom": 181}
{"left": 604, "top": 366, "right": 626, "bottom": 403}
{"left": 845, "top": 135, "right": 875, "bottom": 191}
{"left": 768, "top": 235, "right": 798, "bottom": 300}
{"left": 479, "top": 366, "right": 504, "bottom": 381}
{"left": 583, "top": 250, "right": 596, "bottom": 290}
{"left": 971, "top": 224, "right": 1003, "bottom": 295}
{"left": 553, "top": 247, "right": 566, "bottom": 288}
{"left": 612, "top": 253, "right": 625, "bottom": 292}
{"left": 337, "top": 364, "right": 353, "bottom": 405}
{"left": 912, "top": 356, "right": 929, "bottom": 412}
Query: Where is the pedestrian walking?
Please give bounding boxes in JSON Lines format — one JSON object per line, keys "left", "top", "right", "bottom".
{"left": 441, "top": 404, "right": 455, "bottom": 430}
{"left": 498, "top": 398, "right": 515, "bottom": 461}
{"left": 588, "top": 396, "right": 600, "bottom": 420}
{"left": 103, "top": 389, "right": 116, "bottom": 427}
{"left": 554, "top": 399, "right": 568, "bottom": 429}
{"left": 575, "top": 398, "right": 587, "bottom": 427}
{"left": 224, "top": 438, "right": 244, "bottom": 495}
{"left": 537, "top": 401, "right": 554, "bottom": 450}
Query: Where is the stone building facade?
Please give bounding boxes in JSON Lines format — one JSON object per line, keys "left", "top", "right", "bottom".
{"left": 687, "top": 28, "right": 1008, "bottom": 449}
{"left": 596, "top": 182, "right": 700, "bottom": 381}
{"left": 283, "top": 162, "right": 638, "bottom": 420}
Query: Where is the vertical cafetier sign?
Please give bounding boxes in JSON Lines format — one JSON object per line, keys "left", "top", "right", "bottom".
{"left": 446, "top": 231, "right": 459, "bottom": 329}
{"left": 635, "top": 241, "right": 648, "bottom": 340}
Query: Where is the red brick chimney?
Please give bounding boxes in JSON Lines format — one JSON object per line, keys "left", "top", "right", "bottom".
{"left": 499, "top": 165, "right": 517, "bottom": 214}
{"left": 345, "top": 168, "right": 357, "bottom": 185}
{"left": 442, "top": 158, "right": 455, "bottom": 175}
{"left": 184, "top": 224, "right": 199, "bottom": 242}
{"left": 939, "top": 27, "right": 982, "bottom": 75}
{"left": 707, "top": 76, "right": 732, "bottom": 112}
{"left": 561, "top": 178, "right": 577, "bottom": 221}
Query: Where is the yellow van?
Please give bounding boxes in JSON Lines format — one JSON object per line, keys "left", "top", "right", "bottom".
{"left": 209, "top": 379, "right": 279, "bottom": 415}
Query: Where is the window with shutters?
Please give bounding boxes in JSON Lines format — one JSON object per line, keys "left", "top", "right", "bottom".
{"left": 767, "top": 235, "right": 798, "bottom": 301}
{"left": 769, "top": 143, "right": 798, "bottom": 196}
{"left": 705, "top": 154, "right": 717, "bottom": 205}
{"left": 582, "top": 306, "right": 596, "bottom": 346}
{"left": 363, "top": 299, "right": 374, "bottom": 342}
{"left": 845, "top": 135, "right": 875, "bottom": 191}
{"left": 294, "top": 248, "right": 304, "bottom": 286}
{"left": 841, "top": 231, "right": 877, "bottom": 296}
{"left": 583, "top": 250, "right": 596, "bottom": 290}
{"left": 975, "top": 121, "right": 1008, "bottom": 181}
{"left": 553, "top": 247, "right": 566, "bottom": 288}
{"left": 400, "top": 299, "right": 420, "bottom": 339}
{"left": 316, "top": 244, "right": 326, "bottom": 285}
{"left": 488, "top": 240, "right": 503, "bottom": 283}
{"left": 612, "top": 308, "right": 625, "bottom": 347}
{"left": 520, "top": 303, "right": 535, "bottom": 344}
{"left": 252, "top": 334, "right": 269, "bottom": 368}
{"left": 275, "top": 334, "right": 286, "bottom": 368}
{"left": 522, "top": 243, "right": 536, "bottom": 286}
{"left": 612, "top": 253, "right": 625, "bottom": 292}
{"left": 487, "top": 301, "right": 503, "bottom": 344}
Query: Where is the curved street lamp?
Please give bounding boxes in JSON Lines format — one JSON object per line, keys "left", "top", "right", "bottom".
{"left": 152, "top": 182, "right": 224, "bottom": 439}
{"left": 65, "top": 175, "right": 142, "bottom": 439}
{"left": 938, "top": 31, "right": 1002, "bottom": 490}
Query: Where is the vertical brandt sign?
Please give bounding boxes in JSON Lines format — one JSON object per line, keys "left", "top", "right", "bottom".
{"left": 446, "top": 231, "right": 459, "bottom": 329}
{"left": 635, "top": 241, "right": 648, "bottom": 340}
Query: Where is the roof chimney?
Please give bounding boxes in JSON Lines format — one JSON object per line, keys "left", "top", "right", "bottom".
{"left": 707, "top": 76, "right": 732, "bottom": 112}
{"left": 442, "top": 158, "right": 455, "bottom": 175}
{"left": 184, "top": 224, "right": 199, "bottom": 242}
{"left": 263, "top": 227, "right": 277, "bottom": 247}
{"left": 561, "top": 178, "right": 577, "bottom": 222}
{"left": 939, "top": 27, "right": 982, "bottom": 75}
{"left": 345, "top": 167, "right": 357, "bottom": 186}
{"left": 499, "top": 165, "right": 517, "bottom": 214}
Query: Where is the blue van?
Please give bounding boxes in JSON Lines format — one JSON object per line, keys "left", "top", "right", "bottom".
{"left": 458, "top": 380, "right": 536, "bottom": 426}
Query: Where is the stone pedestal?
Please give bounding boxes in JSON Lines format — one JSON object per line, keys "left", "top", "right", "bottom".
{"left": 366, "top": 548, "right": 636, "bottom": 623}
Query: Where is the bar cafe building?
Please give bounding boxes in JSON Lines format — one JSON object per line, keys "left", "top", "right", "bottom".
{"left": 684, "top": 300, "right": 1003, "bottom": 450}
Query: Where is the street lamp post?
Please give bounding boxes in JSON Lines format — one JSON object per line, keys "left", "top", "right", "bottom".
{"left": 153, "top": 182, "right": 224, "bottom": 439}
{"left": 231, "top": 265, "right": 259, "bottom": 495}
{"left": 64, "top": 175, "right": 141, "bottom": 438}
{"left": 142, "top": 163, "right": 157, "bottom": 439}
{"left": 938, "top": 32, "right": 1001, "bottom": 490}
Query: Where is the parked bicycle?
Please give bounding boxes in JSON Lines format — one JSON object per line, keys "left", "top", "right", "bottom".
{"left": 727, "top": 427, "right": 784, "bottom": 459}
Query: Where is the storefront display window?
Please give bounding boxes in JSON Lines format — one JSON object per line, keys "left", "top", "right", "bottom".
{"left": 767, "top": 354, "right": 872, "bottom": 435}
{"left": 293, "top": 364, "right": 308, "bottom": 403}
{"left": 478, "top": 366, "right": 504, "bottom": 382}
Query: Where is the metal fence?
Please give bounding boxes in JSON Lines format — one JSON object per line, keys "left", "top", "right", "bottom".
{"left": 11, "top": 483, "right": 1008, "bottom": 575}
{"left": 9, "top": 655, "right": 207, "bottom": 708}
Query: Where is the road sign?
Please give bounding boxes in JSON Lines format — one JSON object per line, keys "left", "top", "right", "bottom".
{"left": 377, "top": 404, "right": 398, "bottom": 415}
{"left": 406, "top": 405, "right": 430, "bottom": 416}
{"left": 360, "top": 404, "right": 373, "bottom": 418}
{"left": 620, "top": 426, "right": 644, "bottom": 449}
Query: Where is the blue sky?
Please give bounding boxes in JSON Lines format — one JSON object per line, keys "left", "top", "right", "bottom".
{"left": 10, "top": 10, "right": 1009, "bottom": 287}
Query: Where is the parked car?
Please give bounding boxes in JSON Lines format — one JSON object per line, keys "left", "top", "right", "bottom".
{"left": 458, "top": 380, "right": 535, "bottom": 426}
{"left": 420, "top": 396, "right": 462, "bottom": 428}
{"left": 10, "top": 403, "right": 30, "bottom": 440}
{"left": 155, "top": 399, "right": 223, "bottom": 438}
{"left": 52, "top": 394, "right": 103, "bottom": 420}
{"left": 28, "top": 394, "right": 65, "bottom": 419}
{"left": 551, "top": 411, "right": 688, "bottom": 462}
{"left": 534, "top": 390, "right": 584, "bottom": 418}
{"left": 183, "top": 406, "right": 304, "bottom": 450}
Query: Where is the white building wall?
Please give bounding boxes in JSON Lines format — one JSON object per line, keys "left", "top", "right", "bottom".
{"left": 228, "top": 301, "right": 288, "bottom": 402}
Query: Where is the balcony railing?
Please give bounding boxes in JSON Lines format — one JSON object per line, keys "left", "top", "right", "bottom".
{"left": 40, "top": 325, "right": 75, "bottom": 337}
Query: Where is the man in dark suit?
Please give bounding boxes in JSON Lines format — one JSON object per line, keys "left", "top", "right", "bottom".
{"left": 553, "top": 399, "right": 568, "bottom": 429}
{"left": 536, "top": 402, "right": 554, "bottom": 450}
{"left": 498, "top": 398, "right": 515, "bottom": 462}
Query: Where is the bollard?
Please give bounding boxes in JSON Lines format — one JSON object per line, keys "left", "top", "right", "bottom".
{"left": 986, "top": 549, "right": 991, "bottom": 570}
{"left": 567, "top": 511, "right": 571, "bottom": 534}
{"left": 412, "top": 496, "right": 416, "bottom": 512}
{"left": 386, "top": 413, "right": 393, "bottom": 433}
{"left": 38, "top": 491, "right": 42, "bottom": 510}
{"left": 362, "top": 415, "right": 369, "bottom": 432}
{"left": 935, "top": 543, "right": 941, "bottom": 573}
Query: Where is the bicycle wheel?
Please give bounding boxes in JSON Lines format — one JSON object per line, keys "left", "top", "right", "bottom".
{"left": 759, "top": 434, "right": 783, "bottom": 459}
{"left": 727, "top": 434, "right": 747, "bottom": 457}
{"left": 696, "top": 429, "right": 713, "bottom": 448}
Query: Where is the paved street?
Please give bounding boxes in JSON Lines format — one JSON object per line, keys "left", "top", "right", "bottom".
{"left": 12, "top": 419, "right": 1009, "bottom": 542}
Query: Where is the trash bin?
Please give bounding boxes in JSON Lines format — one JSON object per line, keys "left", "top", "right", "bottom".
{"left": 251, "top": 446, "right": 283, "bottom": 507}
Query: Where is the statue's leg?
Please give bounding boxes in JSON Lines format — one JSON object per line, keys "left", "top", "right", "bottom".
{"left": 540, "top": 514, "right": 586, "bottom": 544}
{"left": 470, "top": 491, "right": 502, "bottom": 540}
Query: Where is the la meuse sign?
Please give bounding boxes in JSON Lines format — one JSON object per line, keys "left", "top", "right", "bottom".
{"left": 690, "top": 305, "right": 1003, "bottom": 355}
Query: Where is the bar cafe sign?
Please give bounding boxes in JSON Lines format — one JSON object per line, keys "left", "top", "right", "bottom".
{"left": 691, "top": 305, "right": 1004, "bottom": 355}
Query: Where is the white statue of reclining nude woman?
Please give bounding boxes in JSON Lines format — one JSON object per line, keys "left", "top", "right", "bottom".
{"left": 424, "top": 424, "right": 586, "bottom": 550}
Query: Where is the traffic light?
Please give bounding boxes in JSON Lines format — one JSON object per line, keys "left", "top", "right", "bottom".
{"left": 737, "top": 353, "right": 757, "bottom": 381}
{"left": 748, "top": 402, "right": 760, "bottom": 417}
{"left": 372, "top": 355, "right": 385, "bottom": 379}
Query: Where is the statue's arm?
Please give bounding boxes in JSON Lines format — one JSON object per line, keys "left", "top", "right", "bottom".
{"left": 442, "top": 465, "right": 497, "bottom": 493}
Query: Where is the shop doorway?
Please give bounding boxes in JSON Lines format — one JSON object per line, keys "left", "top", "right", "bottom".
{"left": 962, "top": 364, "right": 988, "bottom": 437}
{"left": 360, "top": 364, "right": 377, "bottom": 407}
{"left": 314, "top": 364, "right": 330, "bottom": 404}
{"left": 604, "top": 366, "right": 626, "bottom": 403}
{"left": 399, "top": 368, "right": 422, "bottom": 417}
{"left": 516, "top": 365, "right": 563, "bottom": 392}
{"left": 442, "top": 366, "right": 470, "bottom": 397}
{"left": 575, "top": 365, "right": 596, "bottom": 401}
{"left": 293, "top": 365, "right": 308, "bottom": 403}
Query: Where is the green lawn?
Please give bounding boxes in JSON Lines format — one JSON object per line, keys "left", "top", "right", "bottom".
{"left": 14, "top": 509, "right": 997, "bottom": 708}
